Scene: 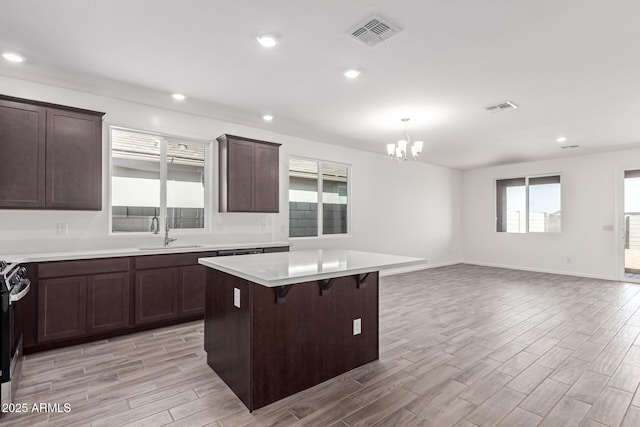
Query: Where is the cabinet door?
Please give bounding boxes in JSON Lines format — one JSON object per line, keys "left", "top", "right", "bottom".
{"left": 46, "top": 108, "right": 102, "bottom": 210}
{"left": 227, "top": 139, "right": 255, "bottom": 212}
{"left": 87, "top": 272, "right": 130, "bottom": 333}
{"left": 38, "top": 276, "right": 87, "bottom": 342}
{"left": 0, "top": 99, "right": 46, "bottom": 208}
{"left": 134, "top": 268, "right": 178, "bottom": 324}
{"left": 178, "top": 265, "right": 206, "bottom": 316}
{"left": 254, "top": 143, "right": 279, "bottom": 212}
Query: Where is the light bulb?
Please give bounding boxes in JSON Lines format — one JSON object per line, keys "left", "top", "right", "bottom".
{"left": 413, "top": 141, "right": 424, "bottom": 153}
{"left": 257, "top": 35, "right": 278, "bottom": 48}
{"left": 344, "top": 69, "right": 361, "bottom": 79}
{"left": 2, "top": 52, "right": 25, "bottom": 63}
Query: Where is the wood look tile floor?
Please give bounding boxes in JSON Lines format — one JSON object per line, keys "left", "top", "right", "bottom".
{"left": 6, "top": 264, "right": 640, "bottom": 426}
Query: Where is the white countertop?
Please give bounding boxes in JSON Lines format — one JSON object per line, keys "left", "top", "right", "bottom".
{"left": 198, "top": 249, "right": 426, "bottom": 287}
{"left": 0, "top": 241, "right": 290, "bottom": 263}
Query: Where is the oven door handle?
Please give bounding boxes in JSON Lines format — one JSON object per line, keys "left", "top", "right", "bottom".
{"left": 9, "top": 278, "right": 31, "bottom": 304}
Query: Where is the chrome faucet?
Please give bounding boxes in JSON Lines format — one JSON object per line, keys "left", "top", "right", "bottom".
{"left": 164, "top": 217, "right": 177, "bottom": 247}
{"left": 150, "top": 216, "right": 160, "bottom": 234}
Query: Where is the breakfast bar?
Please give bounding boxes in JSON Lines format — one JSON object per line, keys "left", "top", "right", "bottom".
{"left": 198, "top": 249, "right": 424, "bottom": 411}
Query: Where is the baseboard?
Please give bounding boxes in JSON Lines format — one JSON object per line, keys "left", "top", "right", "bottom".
{"left": 462, "top": 260, "right": 617, "bottom": 281}
{"left": 381, "top": 260, "right": 464, "bottom": 277}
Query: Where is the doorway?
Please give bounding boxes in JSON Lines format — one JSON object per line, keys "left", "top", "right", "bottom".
{"left": 624, "top": 170, "right": 640, "bottom": 279}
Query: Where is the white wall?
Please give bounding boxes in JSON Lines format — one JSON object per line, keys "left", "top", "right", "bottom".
{"left": 462, "top": 149, "right": 640, "bottom": 280}
{"left": 0, "top": 75, "right": 462, "bottom": 266}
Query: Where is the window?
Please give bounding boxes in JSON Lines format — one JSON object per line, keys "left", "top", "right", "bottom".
{"left": 111, "top": 127, "right": 209, "bottom": 233}
{"left": 289, "top": 158, "right": 349, "bottom": 238}
{"left": 496, "top": 175, "right": 561, "bottom": 233}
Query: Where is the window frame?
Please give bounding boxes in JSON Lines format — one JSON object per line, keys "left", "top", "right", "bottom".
{"left": 288, "top": 156, "right": 352, "bottom": 239}
{"left": 494, "top": 173, "right": 562, "bottom": 234}
{"left": 108, "top": 125, "right": 213, "bottom": 235}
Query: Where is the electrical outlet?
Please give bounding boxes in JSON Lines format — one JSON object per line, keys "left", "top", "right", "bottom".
{"left": 56, "top": 223, "right": 68, "bottom": 236}
{"left": 353, "top": 318, "right": 361, "bottom": 335}
{"left": 233, "top": 288, "right": 240, "bottom": 308}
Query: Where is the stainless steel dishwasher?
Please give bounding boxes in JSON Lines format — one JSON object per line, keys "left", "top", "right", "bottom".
{"left": 217, "top": 248, "right": 264, "bottom": 257}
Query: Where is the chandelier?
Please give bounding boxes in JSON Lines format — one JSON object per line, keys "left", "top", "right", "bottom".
{"left": 386, "top": 118, "right": 423, "bottom": 161}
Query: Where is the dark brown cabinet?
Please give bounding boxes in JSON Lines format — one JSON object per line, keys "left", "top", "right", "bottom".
{"left": 87, "top": 272, "right": 130, "bottom": 333}
{"left": 0, "top": 99, "right": 46, "bottom": 208}
{"left": 134, "top": 268, "right": 179, "bottom": 325}
{"left": 0, "top": 95, "right": 104, "bottom": 210}
{"left": 218, "top": 134, "right": 280, "bottom": 213}
{"left": 178, "top": 265, "right": 206, "bottom": 316}
{"left": 133, "top": 251, "right": 215, "bottom": 325}
{"left": 37, "top": 258, "right": 131, "bottom": 343}
{"left": 46, "top": 108, "right": 102, "bottom": 210}
{"left": 25, "top": 246, "right": 287, "bottom": 353}
{"left": 38, "top": 276, "right": 87, "bottom": 342}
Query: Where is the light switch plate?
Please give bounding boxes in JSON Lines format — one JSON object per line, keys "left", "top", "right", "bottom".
{"left": 233, "top": 288, "right": 240, "bottom": 308}
{"left": 353, "top": 318, "right": 361, "bottom": 335}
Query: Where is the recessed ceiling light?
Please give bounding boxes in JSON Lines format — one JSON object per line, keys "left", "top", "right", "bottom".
{"left": 344, "top": 69, "right": 361, "bottom": 79}
{"left": 555, "top": 136, "right": 568, "bottom": 143}
{"left": 2, "top": 52, "right": 25, "bottom": 63}
{"left": 257, "top": 35, "right": 278, "bottom": 48}
{"left": 172, "top": 93, "right": 186, "bottom": 101}
{"left": 262, "top": 114, "right": 274, "bottom": 121}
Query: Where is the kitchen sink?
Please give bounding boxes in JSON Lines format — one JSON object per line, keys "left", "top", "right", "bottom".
{"left": 138, "top": 244, "right": 204, "bottom": 250}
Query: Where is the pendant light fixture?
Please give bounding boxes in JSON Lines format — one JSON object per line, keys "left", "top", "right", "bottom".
{"left": 386, "top": 118, "right": 423, "bottom": 161}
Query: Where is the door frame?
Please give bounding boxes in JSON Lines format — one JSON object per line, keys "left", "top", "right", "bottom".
{"left": 616, "top": 164, "right": 640, "bottom": 282}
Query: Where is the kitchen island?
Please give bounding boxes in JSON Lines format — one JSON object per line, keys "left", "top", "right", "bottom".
{"left": 198, "top": 249, "right": 425, "bottom": 411}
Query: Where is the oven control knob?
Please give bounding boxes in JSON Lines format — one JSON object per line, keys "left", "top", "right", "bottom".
{"left": 11, "top": 275, "right": 20, "bottom": 286}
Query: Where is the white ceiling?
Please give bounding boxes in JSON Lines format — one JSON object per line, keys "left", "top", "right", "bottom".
{"left": 2, "top": 0, "right": 640, "bottom": 170}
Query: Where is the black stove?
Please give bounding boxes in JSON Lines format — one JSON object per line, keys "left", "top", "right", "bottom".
{"left": 1, "top": 261, "right": 30, "bottom": 411}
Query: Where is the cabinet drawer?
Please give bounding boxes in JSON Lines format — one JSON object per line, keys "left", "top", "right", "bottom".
{"left": 135, "top": 251, "right": 217, "bottom": 270}
{"left": 39, "top": 257, "right": 131, "bottom": 278}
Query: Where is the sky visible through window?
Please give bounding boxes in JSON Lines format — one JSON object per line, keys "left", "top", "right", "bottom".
{"left": 625, "top": 177, "right": 640, "bottom": 213}
{"left": 506, "top": 183, "right": 561, "bottom": 213}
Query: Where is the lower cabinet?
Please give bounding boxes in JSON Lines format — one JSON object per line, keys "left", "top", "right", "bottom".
{"left": 38, "top": 276, "right": 87, "bottom": 342}
{"left": 30, "top": 247, "right": 287, "bottom": 351}
{"left": 178, "top": 265, "right": 206, "bottom": 316}
{"left": 87, "top": 272, "right": 130, "bottom": 333}
{"left": 134, "top": 265, "right": 206, "bottom": 324}
{"left": 38, "top": 272, "right": 131, "bottom": 342}
{"left": 135, "top": 268, "right": 179, "bottom": 324}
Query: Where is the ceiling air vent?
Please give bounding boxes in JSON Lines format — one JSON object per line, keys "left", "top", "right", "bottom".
{"left": 485, "top": 101, "right": 519, "bottom": 113}
{"left": 561, "top": 144, "right": 580, "bottom": 149}
{"left": 348, "top": 15, "right": 400, "bottom": 47}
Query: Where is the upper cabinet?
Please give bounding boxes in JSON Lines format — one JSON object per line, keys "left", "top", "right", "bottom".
{"left": 0, "top": 95, "right": 104, "bottom": 210}
{"left": 217, "top": 134, "right": 280, "bottom": 213}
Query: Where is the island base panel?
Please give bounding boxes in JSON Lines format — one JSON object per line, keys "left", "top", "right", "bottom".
{"left": 205, "top": 269, "right": 252, "bottom": 409}
{"left": 205, "top": 270, "right": 379, "bottom": 411}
